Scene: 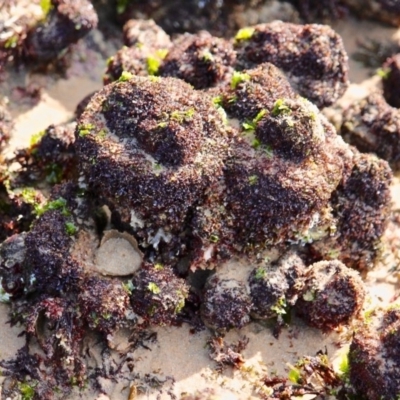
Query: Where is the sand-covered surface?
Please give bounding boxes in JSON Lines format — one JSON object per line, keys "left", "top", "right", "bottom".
{"left": 1, "top": 14, "right": 400, "bottom": 400}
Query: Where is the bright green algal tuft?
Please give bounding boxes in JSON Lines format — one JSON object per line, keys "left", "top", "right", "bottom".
{"left": 30, "top": 130, "right": 45, "bottom": 147}
{"left": 201, "top": 49, "right": 214, "bottom": 62}
{"left": 270, "top": 297, "right": 287, "bottom": 315}
{"left": 231, "top": 71, "right": 250, "bottom": 89}
{"left": 248, "top": 175, "right": 258, "bottom": 185}
{"left": 209, "top": 234, "right": 219, "bottom": 243}
{"left": 148, "top": 282, "right": 161, "bottom": 295}
{"left": 40, "top": 0, "right": 53, "bottom": 17}
{"left": 288, "top": 367, "right": 301, "bottom": 384}
{"left": 272, "top": 99, "right": 291, "bottom": 117}
{"left": 78, "top": 123, "right": 95, "bottom": 137}
{"left": 118, "top": 70, "right": 133, "bottom": 82}
{"left": 255, "top": 267, "right": 266, "bottom": 280}
{"left": 243, "top": 109, "right": 267, "bottom": 132}
{"left": 156, "top": 49, "right": 169, "bottom": 59}
{"left": 377, "top": 67, "right": 391, "bottom": 79}
{"left": 65, "top": 222, "right": 78, "bottom": 236}
{"left": 235, "top": 27, "right": 255, "bottom": 41}
{"left": 147, "top": 56, "right": 161, "bottom": 76}
{"left": 36, "top": 197, "right": 70, "bottom": 217}
{"left": 170, "top": 108, "right": 195, "bottom": 123}
{"left": 19, "top": 381, "right": 36, "bottom": 400}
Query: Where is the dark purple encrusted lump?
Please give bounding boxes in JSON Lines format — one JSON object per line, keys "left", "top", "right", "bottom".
{"left": 0, "top": 102, "right": 12, "bottom": 148}
{"left": 291, "top": 0, "right": 346, "bottom": 22}
{"left": 76, "top": 75, "right": 231, "bottom": 262}
{"left": 104, "top": 20, "right": 171, "bottom": 85}
{"left": 382, "top": 54, "right": 400, "bottom": 108}
{"left": 189, "top": 63, "right": 380, "bottom": 265}
{"left": 311, "top": 151, "right": 392, "bottom": 271}
{"left": 0, "top": 182, "right": 143, "bottom": 398}
{"left": 103, "top": 46, "right": 153, "bottom": 84}
{"left": 200, "top": 274, "right": 252, "bottom": 331}
{"left": 234, "top": 21, "right": 349, "bottom": 107}
{"left": 349, "top": 306, "right": 400, "bottom": 400}
{"left": 342, "top": 0, "right": 400, "bottom": 26}
{"left": 248, "top": 251, "right": 306, "bottom": 320}
{"left": 296, "top": 260, "right": 365, "bottom": 330}
{"left": 130, "top": 262, "right": 189, "bottom": 325}
{"left": 25, "top": 0, "right": 98, "bottom": 62}
{"left": 220, "top": 63, "right": 297, "bottom": 120}
{"left": 122, "top": 18, "right": 171, "bottom": 49}
{"left": 78, "top": 276, "right": 131, "bottom": 334}
{"left": 13, "top": 122, "right": 76, "bottom": 186}
{"left": 160, "top": 31, "right": 236, "bottom": 89}
{"left": 199, "top": 65, "right": 346, "bottom": 253}
{"left": 341, "top": 93, "right": 400, "bottom": 171}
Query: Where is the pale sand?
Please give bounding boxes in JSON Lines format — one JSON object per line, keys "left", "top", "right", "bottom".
{"left": 0, "top": 17, "right": 400, "bottom": 400}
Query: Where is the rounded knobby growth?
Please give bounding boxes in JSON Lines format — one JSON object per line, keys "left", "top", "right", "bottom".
{"left": 222, "top": 130, "right": 343, "bottom": 247}
{"left": 382, "top": 54, "right": 400, "bottom": 108}
{"left": 103, "top": 46, "right": 153, "bottom": 84}
{"left": 220, "top": 63, "right": 296, "bottom": 121}
{"left": 255, "top": 97, "right": 325, "bottom": 159}
{"left": 191, "top": 62, "right": 347, "bottom": 255}
{"left": 123, "top": 19, "right": 171, "bottom": 49}
{"left": 349, "top": 307, "right": 400, "bottom": 400}
{"left": 296, "top": 260, "right": 365, "bottom": 330}
{"left": 25, "top": 0, "right": 98, "bottom": 62}
{"left": 160, "top": 31, "right": 236, "bottom": 89}
{"left": 248, "top": 251, "right": 306, "bottom": 319}
{"left": 130, "top": 262, "right": 189, "bottom": 325}
{"left": 234, "top": 21, "right": 349, "bottom": 107}
{"left": 341, "top": 93, "right": 400, "bottom": 171}
{"left": 78, "top": 276, "right": 131, "bottom": 334}
{"left": 311, "top": 151, "right": 392, "bottom": 270}
{"left": 0, "top": 102, "right": 12, "bottom": 149}
{"left": 76, "top": 76, "right": 230, "bottom": 251}
{"left": 201, "top": 274, "right": 252, "bottom": 331}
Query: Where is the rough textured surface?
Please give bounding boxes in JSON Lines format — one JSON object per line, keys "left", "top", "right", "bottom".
{"left": 349, "top": 307, "right": 400, "bottom": 400}
{"left": 12, "top": 122, "right": 77, "bottom": 186}
{"left": 296, "top": 260, "right": 365, "bottom": 330}
{"left": 234, "top": 21, "right": 349, "bottom": 107}
{"left": 130, "top": 262, "right": 189, "bottom": 325}
{"left": 122, "top": 18, "right": 171, "bottom": 49}
{"left": 76, "top": 75, "right": 231, "bottom": 262}
{"left": 25, "top": 0, "right": 98, "bottom": 62}
{"left": 160, "top": 31, "right": 236, "bottom": 89}
{"left": 382, "top": 53, "right": 400, "bottom": 108}
{"left": 0, "top": 102, "right": 12, "bottom": 149}
{"left": 341, "top": 93, "right": 400, "bottom": 171}
{"left": 249, "top": 251, "right": 306, "bottom": 319}
{"left": 200, "top": 274, "right": 252, "bottom": 331}
{"left": 311, "top": 151, "right": 392, "bottom": 270}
